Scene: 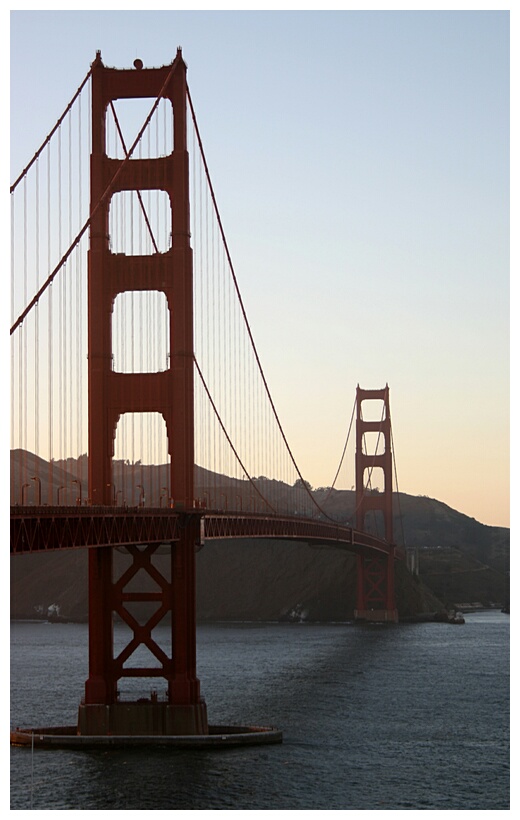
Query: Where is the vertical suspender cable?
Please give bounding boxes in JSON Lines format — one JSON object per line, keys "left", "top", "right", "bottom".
{"left": 391, "top": 425, "right": 406, "bottom": 548}
{"left": 34, "top": 159, "right": 40, "bottom": 484}
{"left": 187, "top": 88, "right": 330, "bottom": 520}
{"left": 10, "top": 192, "right": 15, "bottom": 454}
{"left": 58, "top": 125, "right": 63, "bottom": 463}
{"left": 22, "top": 178, "right": 27, "bottom": 486}
{"left": 47, "top": 143, "right": 53, "bottom": 497}
{"left": 10, "top": 68, "right": 93, "bottom": 194}
{"left": 77, "top": 86, "right": 83, "bottom": 466}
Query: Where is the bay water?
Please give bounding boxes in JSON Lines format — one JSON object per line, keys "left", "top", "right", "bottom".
{"left": 10, "top": 611, "right": 509, "bottom": 810}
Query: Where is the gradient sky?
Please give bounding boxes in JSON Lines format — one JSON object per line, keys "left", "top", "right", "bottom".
{"left": 9, "top": 8, "right": 510, "bottom": 528}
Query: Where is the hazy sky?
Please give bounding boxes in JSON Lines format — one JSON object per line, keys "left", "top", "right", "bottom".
{"left": 9, "top": 7, "right": 510, "bottom": 528}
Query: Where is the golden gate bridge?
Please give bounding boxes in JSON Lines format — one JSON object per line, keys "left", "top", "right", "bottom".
{"left": 10, "top": 50, "right": 403, "bottom": 746}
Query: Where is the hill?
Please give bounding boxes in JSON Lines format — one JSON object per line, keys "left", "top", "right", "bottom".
{"left": 10, "top": 452, "right": 509, "bottom": 621}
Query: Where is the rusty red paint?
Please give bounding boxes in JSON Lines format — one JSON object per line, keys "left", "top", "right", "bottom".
{"left": 355, "top": 385, "right": 398, "bottom": 620}
{"left": 83, "top": 51, "right": 205, "bottom": 729}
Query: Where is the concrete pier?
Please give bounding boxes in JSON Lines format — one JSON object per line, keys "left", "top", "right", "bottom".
{"left": 10, "top": 724, "right": 283, "bottom": 750}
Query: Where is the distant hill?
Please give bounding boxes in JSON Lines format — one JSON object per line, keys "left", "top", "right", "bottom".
{"left": 10, "top": 451, "right": 509, "bottom": 621}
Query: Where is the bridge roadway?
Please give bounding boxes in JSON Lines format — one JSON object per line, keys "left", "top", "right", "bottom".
{"left": 10, "top": 505, "right": 401, "bottom": 559}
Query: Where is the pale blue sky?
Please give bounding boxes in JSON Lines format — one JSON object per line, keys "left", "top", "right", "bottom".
{"left": 9, "top": 8, "right": 510, "bottom": 526}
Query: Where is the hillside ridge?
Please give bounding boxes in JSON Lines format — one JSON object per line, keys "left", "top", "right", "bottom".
{"left": 11, "top": 451, "right": 509, "bottom": 620}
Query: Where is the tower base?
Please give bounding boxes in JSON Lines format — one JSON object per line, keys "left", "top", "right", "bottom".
{"left": 78, "top": 701, "right": 208, "bottom": 736}
{"left": 10, "top": 723, "right": 282, "bottom": 749}
{"left": 354, "top": 609, "right": 399, "bottom": 623}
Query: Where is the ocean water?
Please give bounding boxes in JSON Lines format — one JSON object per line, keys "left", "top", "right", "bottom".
{"left": 10, "top": 611, "right": 509, "bottom": 810}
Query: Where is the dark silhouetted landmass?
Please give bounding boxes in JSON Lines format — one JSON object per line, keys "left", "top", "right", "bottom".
{"left": 10, "top": 451, "right": 509, "bottom": 621}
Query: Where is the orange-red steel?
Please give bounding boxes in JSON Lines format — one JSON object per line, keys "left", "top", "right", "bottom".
{"left": 10, "top": 52, "right": 402, "bottom": 735}
{"left": 85, "top": 50, "right": 206, "bottom": 729}
{"left": 355, "top": 385, "right": 398, "bottom": 621}
{"left": 10, "top": 507, "right": 401, "bottom": 556}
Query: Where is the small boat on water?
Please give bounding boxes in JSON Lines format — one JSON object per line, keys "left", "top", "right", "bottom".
{"left": 448, "top": 611, "right": 465, "bottom": 625}
{"left": 433, "top": 610, "right": 465, "bottom": 624}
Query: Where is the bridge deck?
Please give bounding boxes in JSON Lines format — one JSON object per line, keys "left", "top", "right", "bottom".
{"left": 10, "top": 506, "right": 400, "bottom": 557}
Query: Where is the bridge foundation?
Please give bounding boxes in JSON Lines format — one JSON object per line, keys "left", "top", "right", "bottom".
{"left": 353, "top": 609, "right": 399, "bottom": 623}
{"left": 11, "top": 725, "right": 283, "bottom": 750}
{"left": 77, "top": 701, "right": 208, "bottom": 737}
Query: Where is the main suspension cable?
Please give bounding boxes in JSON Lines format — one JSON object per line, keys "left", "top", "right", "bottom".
{"left": 391, "top": 424, "right": 406, "bottom": 548}
{"left": 352, "top": 402, "right": 386, "bottom": 526}
{"left": 109, "top": 100, "right": 160, "bottom": 254}
{"left": 187, "top": 84, "right": 332, "bottom": 520}
{"left": 321, "top": 395, "right": 356, "bottom": 505}
{"left": 193, "top": 355, "right": 276, "bottom": 514}
{"left": 11, "top": 58, "right": 179, "bottom": 336}
{"left": 10, "top": 68, "right": 93, "bottom": 194}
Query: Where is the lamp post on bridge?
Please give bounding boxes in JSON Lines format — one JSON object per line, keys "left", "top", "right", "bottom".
{"left": 31, "top": 476, "right": 41, "bottom": 506}
{"left": 72, "top": 479, "right": 82, "bottom": 506}
{"left": 57, "top": 485, "right": 66, "bottom": 505}
{"left": 21, "top": 483, "right": 30, "bottom": 505}
{"left": 106, "top": 483, "right": 117, "bottom": 505}
{"left": 136, "top": 484, "right": 145, "bottom": 507}
{"left": 160, "top": 487, "right": 168, "bottom": 507}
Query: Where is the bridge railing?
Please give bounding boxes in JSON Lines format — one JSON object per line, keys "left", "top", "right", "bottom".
{"left": 10, "top": 504, "right": 397, "bottom": 558}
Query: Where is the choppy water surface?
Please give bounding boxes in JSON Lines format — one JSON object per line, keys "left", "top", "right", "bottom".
{"left": 10, "top": 611, "right": 509, "bottom": 810}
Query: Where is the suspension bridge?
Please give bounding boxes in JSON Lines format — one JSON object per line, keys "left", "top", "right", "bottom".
{"left": 11, "top": 51, "right": 403, "bottom": 744}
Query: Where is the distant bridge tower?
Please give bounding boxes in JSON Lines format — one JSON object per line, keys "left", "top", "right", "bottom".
{"left": 354, "top": 385, "right": 398, "bottom": 623}
{"left": 81, "top": 50, "right": 207, "bottom": 736}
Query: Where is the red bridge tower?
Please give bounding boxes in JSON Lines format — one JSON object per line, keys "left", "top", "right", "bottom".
{"left": 354, "top": 385, "right": 398, "bottom": 623}
{"left": 80, "top": 50, "right": 207, "bottom": 735}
